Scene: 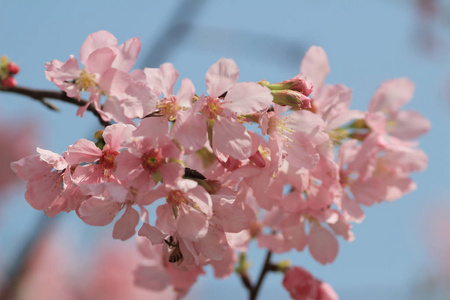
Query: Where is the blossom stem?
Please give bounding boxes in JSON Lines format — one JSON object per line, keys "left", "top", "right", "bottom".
{"left": 0, "top": 85, "right": 111, "bottom": 127}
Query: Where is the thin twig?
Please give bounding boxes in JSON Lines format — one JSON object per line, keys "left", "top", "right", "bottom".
{"left": 238, "top": 250, "right": 275, "bottom": 300}
{"left": 0, "top": 85, "right": 111, "bottom": 127}
{"left": 251, "top": 251, "right": 273, "bottom": 300}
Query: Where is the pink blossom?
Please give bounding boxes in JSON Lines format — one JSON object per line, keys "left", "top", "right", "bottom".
{"left": 367, "top": 78, "right": 431, "bottom": 141}
{"left": 140, "top": 177, "right": 213, "bottom": 243}
{"left": 66, "top": 123, "right": 134, "bottom": 184}
{"left": 260, "top": 104, "right": 328, "bottom": 170}
{"left": 173, "top": 58, "right": 273, "bottom": 159}
{"left": 45, "top": 30, "right": 141, "bottom": 119}
{"left": 10, "top": 148, "right": 82, "bottom": 216}
{"left": 114, "top": 117, "right": 182, "bottom": 191}
{"left": 144, "top": 63, "right": 195, "bottom": 120}
{"left": 134, "top": 236, "right": 205, "bottom": 298}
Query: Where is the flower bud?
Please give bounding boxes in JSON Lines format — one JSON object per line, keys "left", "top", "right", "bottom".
{"left": 282, "top": 266, "right": 318, "bottom": 300}
{"left": 1, "top": 76, "right": 17, "bottom": 87}
{"left": 7, "top": 61, "right": 20, "bottom": 75}
{"left": 271, "top": 89, "right": 312, "bottom": 110}
{"left": 259, "top": 77, "right": 313, "bottom": 96}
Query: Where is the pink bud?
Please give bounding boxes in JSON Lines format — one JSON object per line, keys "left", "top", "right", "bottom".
{"left": 2, "top": 76, "right": 17, "bottom": 87}
{"left": 260, "top": 77, "right": 314, "bottom": 96}
{"left": 272, "top": 89, "right": 312, "bottom": 110}
{"left": 7, "top": 61, "right": 20, "bottom": 75}
{"left": 288, "top": 77, "right": 314, "bottom": 96}
{"left": 282, "top": 266, "right": 319, "bottom": 300}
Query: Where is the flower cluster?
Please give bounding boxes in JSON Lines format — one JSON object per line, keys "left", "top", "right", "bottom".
{"left": 11, "top": 31, "right": 430, "bottom": 299}
{"left": 0, "top": 56, "right": 20, "bottom": 87}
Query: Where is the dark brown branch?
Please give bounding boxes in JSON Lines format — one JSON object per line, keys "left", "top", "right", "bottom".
{"left": 251, "top": 251, "right": 273, "bottom": 300}
{"left": 238, "top": 250, "right": 275, "bottom": 300}
{"left": 0, "top": 85, "right": 111, "bottom": 127}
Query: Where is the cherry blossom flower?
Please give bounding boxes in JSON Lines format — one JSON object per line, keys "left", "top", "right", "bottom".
{"left": 11, "top": 148, "right": 83, "bottom": 216}
{"left": 66, "top": 123, "right": 135, "bottom": 184}
{"left": 45, "top": 30, "right": 141, "bottom": 118}
{"left": 172, "top": 58, "right": 273, "bottom": 159}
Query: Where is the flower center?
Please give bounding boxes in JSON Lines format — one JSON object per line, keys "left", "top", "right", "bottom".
{"left": 202, "top": 96, "right": 224, "bottom": 120}
{"left": 269, "top": 113, "right": 297, "bottom": 143}
{"left": 158, "top": 96, "right": 181, "bottom": 121}
{"left": 75, "top": 69, "right": 97, "bottom": 92}
{"left": 141, "top": 148, "right": 164, "bottom": 173}
{"left": 166, "top": 190, "right": 187, "bottom": 207}
{"left": 99, "top": 149, "right": 119, "bottom": 177}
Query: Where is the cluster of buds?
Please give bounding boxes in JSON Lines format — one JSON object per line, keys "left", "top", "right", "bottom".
{"left": 0, "top": 55, "right": 20, "bottom": 87}
{"left": 10, "top": 31, "right": 430, "bottom": 299}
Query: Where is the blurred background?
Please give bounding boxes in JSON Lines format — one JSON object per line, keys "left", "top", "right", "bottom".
{"left": 1, "top": 0, "right": 450, "bottom": 299}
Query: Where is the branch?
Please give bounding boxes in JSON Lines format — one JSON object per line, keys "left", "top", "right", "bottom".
{"left": 238, "top": 250, "right": 275, "bottom": 300}
{"left": 0, "top": 85, "right": 111, "bottom": 127}
{"left": 251, "top": 251, "right": 273, "bottom": 300}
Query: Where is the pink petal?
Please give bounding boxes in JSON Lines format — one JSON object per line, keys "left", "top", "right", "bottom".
{"left": 71, "top": 164, "right": 104, "bottom": 184}
{"left": 188, "top": 185, "right": 213, "bottom": 217}
{"left": 138, "top": 187, "right": 168, "bottom": 206}
{"left": 341, "top": 193, "right": 365, "bottom": 223}
{"left": 112, "top": 37, "right": 141, "bottom": 72}
{"left": 138, "top": 223, "right": 167, "bottom": 245}
{"left": 223, "top": 82, "right": 273, "bottom": 114}
{"left": 329, "top": 215, "right": 355, "bottom": 242}
{"left": 389, "top": 110, "right": 431, "bottom": 140}
{"left": 25, "top": 172, "right": 63, "bottom": 210}
{"left": 213, "top": 117, "right": 252, "bottom": 160}
{"left": 36, "top": 148, "right": 68, "bottom": 170}
{"left": 77, "top": 197, "right": 121, "bottom": 226}
{"left": 205, "top": 58, "right": 239, "bottom": 98}
{"left": 285, "top": 132, "right": 320, "bottom": 170}
{"left": 300, "top": 46, "right": 330, "bottom": 91}
{"left": 257, "top": 234, "right": 291, "bottom": 253}
{"left": 143, "top": 67, "right": 164, "bottom": 96}
{"left": 287, "top": 110, "right": 328, "bottom": 146}
{"left": 171, "top": 110, "right": 208, "bottom": 153}
{"left": 66, "top": 139, "right": 101, "bottom": 165}
{"left": 159, "top": 63, "right": 179, "bottom": 96}
{"left": 121, "top": 81, "right": 158, "bottom": 119}
{"left": 308, "top": 224, "right": 338, "bottom": 265}
{"left": 98, "top": 68, "right": 133, "bottom": 98}
{"left": 11, "top": 154, "right": 47, "bottom": 181}
{"left": 369, "top": 78, "right": 415, "bottom": 113}
{"left": 45, "top": 56, "right": 79, "bottom": 81}
{"left": 112, "top": 205, "right": 140, "bottom": 240}
{"left": 85, "top": 47, "right": 115, "bottom": 75}
{"left": 210, "top": 247, "right": 236, "bottom": 278}
{"left": 282, "top": 222, "right": 307, "bottom": 252}
{"left": 103, "top": 123, "right": 135, "bottom": 151}
{"left": 80, "top": 30, "right": 118, "bottom": 66}
{"left": 101, "top": 98, "right": 134, "bottom": 124}
{"left": 155, "top": 204, "right": 177, "bottom": 233}
{"left": 196, "top": 226, "right": 227, "bottom": 260}
{"left": 114, "top": 150, "right": 143, "bottom": 181}
{"left": 177, "top": 207, "right": 209, "bottom": 241}
{"left": 133, "top": 117, "right": 169, "bottom": 138}
{"left": 176, "top": 78, "right": 195, "bottom": 108}
{"left": 158, "top": 163, "right": 184, "bottom": 185}
{"left": 351, "top": 177, "right": 386, "bottom": 206}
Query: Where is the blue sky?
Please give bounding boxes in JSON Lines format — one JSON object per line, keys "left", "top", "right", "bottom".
{"left": 1, "top": 1, "right": 449, "bottom": 299}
